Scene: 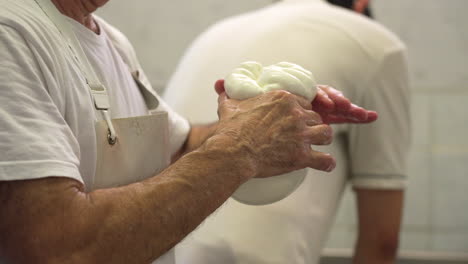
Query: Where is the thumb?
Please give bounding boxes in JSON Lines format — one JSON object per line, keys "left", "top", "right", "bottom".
{"left": 217, "top": 91, "right": 228, "bottom": 106}
{"left": 217, "top": 92, "right": 240, "bottom": 120}
{"left": 214, "top": 79, "right": 226, "bottom": 95}
{"left": 217, "top": 92, "right": 230, "bottom": 119}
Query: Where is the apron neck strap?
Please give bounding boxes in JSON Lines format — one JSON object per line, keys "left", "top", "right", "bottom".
{"left": 34, "top": 0, "right": 117, "bottom": 143}
{"left": 34, "top": 0, "right": 110, "bottom": 111}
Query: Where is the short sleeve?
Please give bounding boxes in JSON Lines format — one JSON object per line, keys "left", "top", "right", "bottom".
{"left": 153, "top": 97, "right": 191, "bottom": 156}
{"left": 348, "top": 47, "right": 411, "bottom": 189}
{"left": 0, "top": 25, "right": 83, "bottom": 183}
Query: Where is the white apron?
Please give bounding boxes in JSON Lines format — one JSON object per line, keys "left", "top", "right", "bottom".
{"left": 33, "top": 0, "right": 174, "bottom": 263}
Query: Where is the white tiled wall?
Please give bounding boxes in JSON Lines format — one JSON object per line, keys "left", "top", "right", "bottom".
{"left": 328, "top": 0, "right": 468, "bottom": 253}
{"left": 98, "top": 0, "right": 468, "bottom": 254}
{"left": 98, "top": 0, "right": 273, "bottom": 93}
{"left": 329, "top": 93, "right": 468, "bottom": 253}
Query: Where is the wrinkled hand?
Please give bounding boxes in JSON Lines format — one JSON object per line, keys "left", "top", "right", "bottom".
{"left": 312, "top": 85, "right": 378, "bottom": 124}
{"left": 216, "top": 80, "right": 378, "bottom": 124}
{"left": 213, "top": 80, "right": 336, "bottom": 179}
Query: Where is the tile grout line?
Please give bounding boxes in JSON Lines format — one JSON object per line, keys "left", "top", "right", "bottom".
{"left": 427, "top": 97, "right": 435, "bottom": 250}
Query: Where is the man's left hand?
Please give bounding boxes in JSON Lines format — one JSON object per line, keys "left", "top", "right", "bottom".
{"left": 312, "top": 85, "right": 378, "bottom": 124}
{"left": 215, "top": 80, "right": 378, "bottom": 124}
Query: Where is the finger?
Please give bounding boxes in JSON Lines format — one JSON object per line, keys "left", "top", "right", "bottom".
{"left": 366, "top": 110, "right": 378, "bottom": 122}
{"left": 350, "top": 108, "right": 378, "bottom": 122}
{"left": 270, "top": 90, "right": 313, "bottom": 111}
{"left": 303, "top": 110, "right": 323, "bottom": 126}
{"left": 214, "top": 79, "right": 225, "bottom": 95}
{"left": 342, "top": 103, "right": 368, "bottom": 121}
{"left": 303, "top": 124, "right": 333, "bottom": 145}
{"left": 319, "top": 86, "right": 378, "bottom": 123}
{"left": 312, "top": 86, "right": 335, "bottom": 113}
{"left": 322, "top": 114, "right": 355, "bottom": 124}
{"left": 320, "top": 85, "right": 352, "bottom": 113}
{"left": 290, "top": 93, "right": 313, "bottom": 111}
{"left": 321, "top": 111, "right": 377, "bottom": 124}
{"left": 217, "top": 91, "right": 228, "bottom": 105}
{"left": 306, "top": 150, "right": 336, "bottom": 172}
{"left": 217, "top": 92, "right": 230, "bottom": 118}
{"left": 217, "top": 92, "right": 241, "bottom": 119}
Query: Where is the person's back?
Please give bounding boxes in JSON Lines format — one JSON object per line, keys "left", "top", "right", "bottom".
{"left": 164, "top": 0, "right": 410, "bottom": 263}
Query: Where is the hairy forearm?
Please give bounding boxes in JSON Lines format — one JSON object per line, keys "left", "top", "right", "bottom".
{"left": 353, "top": 237, "right": 399, "bottom": 264}
{"left": 352, "top": 189, "right": 403, "bottom": 264}
{"left": 172, "top": 123, "right": 218, "bottom": 162}
{"left": 0, "top": 137, "right": 253, "bottom": 263}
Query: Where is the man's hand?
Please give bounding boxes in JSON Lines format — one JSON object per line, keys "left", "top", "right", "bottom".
{"left": 213, "top": 80, "right": 336, "bottom": 180}
{"left": 312, "top": 85, "right": 378, "bottom": 124}
{"left": 215, "top": 80, "right": 378, "bottom": 124}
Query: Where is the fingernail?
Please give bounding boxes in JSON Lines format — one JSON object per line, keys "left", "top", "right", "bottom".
{"left": 326, "top": 160, "right": 336, "bottom": 172}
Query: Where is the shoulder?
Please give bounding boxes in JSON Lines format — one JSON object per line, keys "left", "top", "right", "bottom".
{"left": 188, "top": 6, "right": 274, "bottom": 46}
{"left": 0, "top": 0, "right": 39, "bottom": 26}
{"left": 0, "top": 0, "right": 70, "bottom": 72}
{"left": 307, "top": 3, "right": 406, "bottom": 60}
{"left": 94, "top": 16, "right": 132, "bottom": 51}
{"left": 94, "top": 16, "right": 140, "bottom": 71}
{"left": 193, "top": 2, "right": 405, "bottom": 59}
{"left": 277, "top": 2, "right": 408, "bottom": 84}
{"left": 0, "top": 0, "right": 60, "bottom": 42}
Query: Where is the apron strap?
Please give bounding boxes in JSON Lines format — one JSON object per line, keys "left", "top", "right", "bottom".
{"left": 34, "top": 0, "right": 117, "bottom": 143}
{"left": 131, "top": 71, "right": 160, "bottom": 110}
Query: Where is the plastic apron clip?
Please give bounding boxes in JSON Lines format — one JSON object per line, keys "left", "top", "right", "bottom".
{"left": 89, "top": 83, "right": 117, "bottom": 145}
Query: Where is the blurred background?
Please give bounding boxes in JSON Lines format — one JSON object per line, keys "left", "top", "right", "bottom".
{"left": 98, "top": 0, "right": 468, "bottom": 263}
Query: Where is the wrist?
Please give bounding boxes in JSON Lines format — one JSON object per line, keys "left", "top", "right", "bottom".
{"left": 184, "top": 123, "right": 218, "bottom": 153}
{"left": 199, "top": 134, "right": 257, "bottom": 183}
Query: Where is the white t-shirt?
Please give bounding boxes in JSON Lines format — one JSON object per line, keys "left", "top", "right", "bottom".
{"left": 164, "top": 0, "right": 410, "bottom": 263}
{"left": 0, "top": 0, "right": 189, "bottom": 263}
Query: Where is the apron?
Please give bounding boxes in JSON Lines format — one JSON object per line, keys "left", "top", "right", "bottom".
{"left": 34, "top": 0, "right": 174, "bottom": 263}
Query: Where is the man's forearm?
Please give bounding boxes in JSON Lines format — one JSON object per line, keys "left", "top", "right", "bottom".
{"left": 1, "top": 89, "right": 346, "bottom": 263}
{"left": 172, "top": 123, "right": 218, "bottom": 162}
{"left": 352, "top": 189, "right": 403, "bottom": 264}
{"left": 353, "top": 237, "right": 399, "bottom": 264}
{"left": 0, "top": 136, "right": 253, "bottom": 264}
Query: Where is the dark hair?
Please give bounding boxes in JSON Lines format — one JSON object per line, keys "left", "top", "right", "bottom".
{"left": 326, "top": 0, "right": 373, "bottom": 18}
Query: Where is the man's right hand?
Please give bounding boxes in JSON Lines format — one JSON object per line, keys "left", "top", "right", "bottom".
{"left": 211, "top": 89, "right": 336, "bottom": 181}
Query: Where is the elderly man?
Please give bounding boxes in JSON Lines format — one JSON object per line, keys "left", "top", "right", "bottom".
{"left": 164, "top": 0, "right": 409, "bottom": 264}
{"left": 0, "top": 0, "right": 376, "bottom": 263}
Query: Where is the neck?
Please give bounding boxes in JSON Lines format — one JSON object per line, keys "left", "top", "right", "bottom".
{"left": 51, "top": 0, "right": 104, "bottom": 34}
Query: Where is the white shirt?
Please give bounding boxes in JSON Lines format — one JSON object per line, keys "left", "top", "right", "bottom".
{"left": 0, "top": 0, "right": 189, "bottom": 263}
{"left": 164, "top": 0, "right": 410, "bottom": 263}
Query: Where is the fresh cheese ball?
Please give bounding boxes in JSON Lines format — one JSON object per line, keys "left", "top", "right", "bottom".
{"left": 225, "top": 61, "right": 318, "bottom": 101}
{"left": 225, "top": 61, "right": 317, "bottom": 205}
